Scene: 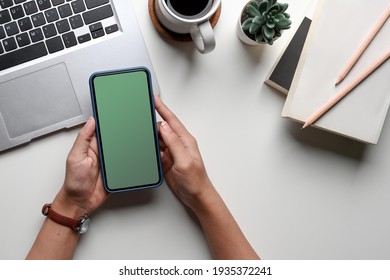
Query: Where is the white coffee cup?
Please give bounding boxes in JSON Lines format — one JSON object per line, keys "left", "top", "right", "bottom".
{"left": 155, "top": 0, "right": 221, "bottom": 54}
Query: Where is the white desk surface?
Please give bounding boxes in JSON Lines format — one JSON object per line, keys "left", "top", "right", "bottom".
{"left": 1, "top": 0, "right": 390, "bottom": 260}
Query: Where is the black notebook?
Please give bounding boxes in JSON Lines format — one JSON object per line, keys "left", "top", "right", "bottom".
{"left": 264, "top": 16, "right": 312, "bottom": 94}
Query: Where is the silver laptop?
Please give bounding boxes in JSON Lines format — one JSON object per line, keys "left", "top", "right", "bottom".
{"left": 0, "top": 0, "right": 159, "bottom": 152}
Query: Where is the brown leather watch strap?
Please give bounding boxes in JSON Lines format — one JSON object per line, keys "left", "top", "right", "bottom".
{"left": 42, "top": 203, "right": 79, "bottom": 231}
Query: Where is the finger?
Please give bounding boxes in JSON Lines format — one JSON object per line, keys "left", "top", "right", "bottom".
{"left": 160, "top": 148, "right": 173, "bottom": 173}
{"left": 71, "top": 117, "right": 96, "bottom": 156}
{"left": 154, "top": 94, "right": 198, "bottom": 153}
{"left": 159, "top": 137, "right": 166, "bottom": 151}
{"left": 157, "top": 121, "right": 167, "bottom": 150}
{"left": 159, "top": 121, "right": 191, "bottom": 164}
{"left": 154, "top": 94, "right": 192, "bottom": 138}
{"left": 89, "top": 134, "right": 100, "bottom": 162}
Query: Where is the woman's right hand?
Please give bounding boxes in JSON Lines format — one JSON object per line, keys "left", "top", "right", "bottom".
{"left": 154, "top": 95, "right": 214, "bottom": 210}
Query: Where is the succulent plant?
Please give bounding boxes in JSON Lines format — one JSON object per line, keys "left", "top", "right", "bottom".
{"left": 241, "top": 0, "right": 292, "bottom": 45}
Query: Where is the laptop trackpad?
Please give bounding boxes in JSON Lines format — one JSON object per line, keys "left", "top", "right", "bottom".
{"left": 0, "top": 63, "right": 81, "bottom": 139}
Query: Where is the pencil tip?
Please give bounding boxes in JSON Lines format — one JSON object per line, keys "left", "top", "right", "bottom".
{"left": 335, "top": 76, "right": 343, "bottom": 86}
{"left": 302, "top": 123, "right": 308, "bottom": 129}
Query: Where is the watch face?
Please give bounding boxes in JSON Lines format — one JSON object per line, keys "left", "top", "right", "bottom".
{"left": 78, "top": 217, "right": 90, "bottom": 234}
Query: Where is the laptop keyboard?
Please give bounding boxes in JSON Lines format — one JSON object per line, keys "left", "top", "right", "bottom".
{"left": 0, "top": 0, "right": 119, "bottom": 71}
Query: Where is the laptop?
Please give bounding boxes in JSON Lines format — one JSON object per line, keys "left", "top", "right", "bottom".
{"left": 0, "top": 0, "right": 160, "bottom": 152}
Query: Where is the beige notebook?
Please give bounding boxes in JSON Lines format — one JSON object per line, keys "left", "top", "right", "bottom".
{"left": 282, "top": 0, "right": 390, "bottom": 144}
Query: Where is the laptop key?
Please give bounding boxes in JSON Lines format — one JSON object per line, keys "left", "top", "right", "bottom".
{"left": 32, "top": 12, "right": 46, "bottom": 27}
{"left": 23, "top": 1, "right": 39, "bottom": 15}
{"left": 0, "top": 0, "right": 13, "bottom": 9}
{"left": 18, "top": 17, "right": 33, "bottom": 32}
{"left": 62, "top": 31, "right": 77, "bottom": 48}
{"left": 46, "top": 35, "right": 64, "bottom": 53}
{"left": 16, "top": 32, "right": 31, "bottom": 47}
{"left": 43, "top": 23, "right": 57, "bottom": 38}
{"left": 29, "top": 28, "right": 44, "bottom": 42}
{"left": 52, "top": 0, "right": 65, "bottom": 6}
{"left": 0, "top": 26, "right": 6, "bottom": 39}
{"left": 45, "top": 8, "right": 60, "bottom": 23}
{"left": 85, "top": 0, "right": 109, "bottom": 9}
{"left": 91, "top": 28, "right": 104, "bottom": 39}
{"left": 37, "top": 0, "right": 51, "bottom": 11}
{"left": 71, "top": 0, "right": 86, "bottom": 14}
{"left": 82, "top": 4, "right": 113, "bottom": 25}
{"left": 77, "top": 33, "right": 91, "bottom": 44}
{"left": 89, "top": 22, "right": 103, "bottom": 33}
{"left": 56, "top": 19, "right": 70, "bottom": 33}
{"left": 105, "top": 24, "right": 118, "bottom": 34}
{"left": 10, "top": 5, "right": 25, "bottom": 20}
{"left": 69, "top": 14, "right": 83, "bottom": 29}
{"left": 58, "top": 3, "right": 72, "bottom": 18}
{"left": 3, "top": 37, "right": 18, "bottom": 52}
{"left": 0, "top": 10, "right": 12, "bottom": 24}
{"left": 4, "top": 22, "right": 19, "bottom": 37}
{"left": 0, "top": 41, "right": 47, "bottom": 71}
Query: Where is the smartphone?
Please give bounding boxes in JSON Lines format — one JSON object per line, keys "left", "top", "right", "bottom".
{"left": 89, "top": 67, "right": 163, "bottom": 193}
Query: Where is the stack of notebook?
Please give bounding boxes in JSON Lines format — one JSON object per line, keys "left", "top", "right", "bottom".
{"left": 266, "top": 0, "right": 390, "bottom": 144}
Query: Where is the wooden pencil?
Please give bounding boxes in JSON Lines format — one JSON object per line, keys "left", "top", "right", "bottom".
{"left": 303, "top": 48, "right": 390, "bottom": 129}
{"left": 335, "top": 5, "right": 390, "bottom": 86}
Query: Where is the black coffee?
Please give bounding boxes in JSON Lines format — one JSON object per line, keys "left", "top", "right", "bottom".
{"left": 167, "top": 0, "right": 212, "bottom": 17}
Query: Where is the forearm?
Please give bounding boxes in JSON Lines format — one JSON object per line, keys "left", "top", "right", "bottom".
{"left": 191, "top": 185, "right": 260, "bottom": 260}
{"left": 26, "top": 190, "right": 84, "bottom": 260}
{"left": 26, "top": 218, "right": 79, "bottom": 259}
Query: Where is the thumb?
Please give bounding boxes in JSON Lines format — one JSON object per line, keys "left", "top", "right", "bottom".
{"left": 71, "top": 117, "right": 96, "bottom": 155}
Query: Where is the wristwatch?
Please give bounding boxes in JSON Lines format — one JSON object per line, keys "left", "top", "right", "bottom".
{"left": 42, "top": 203, "right": 90, "bottom": 234}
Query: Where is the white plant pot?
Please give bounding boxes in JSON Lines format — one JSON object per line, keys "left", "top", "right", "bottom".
{"left": 236, "top": 17, "right": 265, "bottom": 46}
{"left": 236, "top": 1, "right": 282, "bottom": 46}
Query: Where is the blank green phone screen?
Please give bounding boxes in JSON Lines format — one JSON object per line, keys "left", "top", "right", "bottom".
{"left": 92, "top": 70, "right": 161, "bottom": 191}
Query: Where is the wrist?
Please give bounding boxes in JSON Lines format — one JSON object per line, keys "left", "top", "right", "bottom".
{"left": 51, "top": 188, "right": 88, "bottom": 219}
{"left": 187, "top": 181, "right": 222, "bottom": 215}
{"left": 42, "top": 203, "right": 90, "bottom": 234}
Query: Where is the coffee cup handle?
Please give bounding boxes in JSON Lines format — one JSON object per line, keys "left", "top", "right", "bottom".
{"left": 190, "top": 21, "right": 215, "bottom": 54}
